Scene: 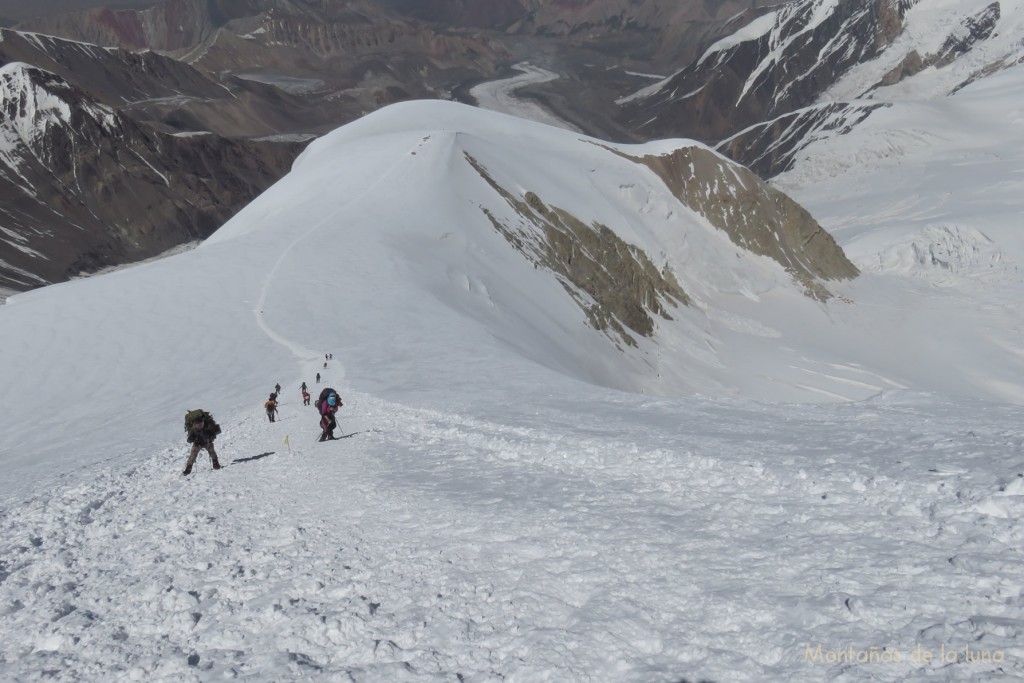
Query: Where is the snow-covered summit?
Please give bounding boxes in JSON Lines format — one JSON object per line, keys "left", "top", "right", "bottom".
{"left": 202, "top": 99, "right": 858, "bottom": 400}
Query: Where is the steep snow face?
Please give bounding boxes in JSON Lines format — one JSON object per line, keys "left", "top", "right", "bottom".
{"left": 731, "top": 0, "right": 1024, "bottom": 178}
{"left": 0, "top": 63, "right": 73, "bottom": 145}
{"left": 642, "top": 0, "right": 1024, "bottom": 115}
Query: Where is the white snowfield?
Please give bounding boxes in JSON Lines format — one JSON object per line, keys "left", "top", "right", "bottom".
{"left": 2, "top": 72, "right": 1024, "bottom": 681}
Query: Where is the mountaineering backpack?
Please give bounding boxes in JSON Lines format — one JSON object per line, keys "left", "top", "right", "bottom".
{"left": 184, "top": 409, "right": 208, "bottom": 432}
{"left": 317, "top": 387, "right": 340, "bottom": 411}
{"left": 265, "top": 399, "right": 277, "bottom": 411}
{"left": 184, "top": 408, "right": 220, "bottom": 435}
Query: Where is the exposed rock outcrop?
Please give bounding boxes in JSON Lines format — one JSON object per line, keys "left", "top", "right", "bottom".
{"left": 618, "top": 144, "right": 859, "bottom": 300}
{"left": 466, "top": 152, "right": 689, "bottom": 347}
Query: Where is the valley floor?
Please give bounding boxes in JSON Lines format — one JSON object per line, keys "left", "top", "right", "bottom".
{"left": 1, "top": 382, "right": 1022, "bottom": 682}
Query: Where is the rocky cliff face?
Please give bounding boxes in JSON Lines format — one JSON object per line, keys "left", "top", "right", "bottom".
{"left": 513, "top": 0, "right": 779, "bottom": 37}
{"left": 622, "top": 144, "right": 859, "bottom": 300}
{"left": 0, "top": 63, "right": 304, "bottom": 292}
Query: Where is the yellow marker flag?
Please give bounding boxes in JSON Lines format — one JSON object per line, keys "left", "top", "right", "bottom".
{"left": 284, "top": 434, "right": 291, "bottom": 454}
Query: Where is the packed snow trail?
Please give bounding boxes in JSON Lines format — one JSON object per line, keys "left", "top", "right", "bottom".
{"left": 1, "top": 388, "right": 1021, "bottom": 682}
{"left": 248, "top": 134, "right": 436, "bottom": 373}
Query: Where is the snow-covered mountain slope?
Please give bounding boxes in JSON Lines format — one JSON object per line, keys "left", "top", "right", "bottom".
{"left": 1, "top": 94, "right": 1024, "bottom": 682}
{"left": 776, "top": 61, "right": 1024, "bottom": 287}
{"left": 4, "top": 96, "right": 1024, "bottom": 487}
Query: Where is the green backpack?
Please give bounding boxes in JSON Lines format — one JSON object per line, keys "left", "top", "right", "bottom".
{"left": 185, "top": 409, "right": 213, "bottom": 432}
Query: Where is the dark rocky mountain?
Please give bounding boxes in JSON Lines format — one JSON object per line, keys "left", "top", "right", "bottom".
{"left": 14, "top": 0, "right": 511, "bottom": 111}
{"left": 0, "top": 0, "right": 159, "bottom": 25}
{"left": 375, "top": 0, "right": 529, "bottom": 29}
{"left": 0, "top": 24, "right": 356, "bottom": 138}
{"left": 620, "top": 0, "right": 913, "bottom": 145}
{"left": 11, "top": 0, "right": 780, "bottom": 130}
{"left": 0, "top": 27, "right": 225, "bottom": 107}
{"left": 0, "top": 0, "right": 518, "bottom": 294}
{"left": 0, "top": 62, "right": 302, "bottom": 292}
{"left": 618, "top": 0, "right": 1024, "bottom": 176}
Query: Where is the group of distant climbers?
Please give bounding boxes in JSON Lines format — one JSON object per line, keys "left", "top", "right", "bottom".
{"left": 181, "top": 359, "right": 343, "bottom": 475}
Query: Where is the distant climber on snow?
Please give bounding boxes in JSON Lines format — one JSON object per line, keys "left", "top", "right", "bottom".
{"left": 265, "top": 394, "right": 279, "bottom": 422}
{"left": 183, "top": 409, "right": 222, "bottom": 475}
{"left": 275, "top": 382, "right": 282, "bottom": 397}
{"left": 302, "top": 389, "right": 311, "bottom": 406}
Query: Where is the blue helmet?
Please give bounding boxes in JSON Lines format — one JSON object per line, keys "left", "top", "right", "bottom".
{"left": 327, "top": 394, "right": 336, "bottom": 406}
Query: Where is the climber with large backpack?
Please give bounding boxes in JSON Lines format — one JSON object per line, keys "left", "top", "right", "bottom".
{"left": 317, "top": 387, "right": 342, "bottom": 441}
{"left": 183, "top": 409, "right": 222, "bottom": 475}
{"left": 264, "top": 394, "right": 279, "bottom": 422}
